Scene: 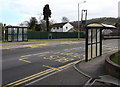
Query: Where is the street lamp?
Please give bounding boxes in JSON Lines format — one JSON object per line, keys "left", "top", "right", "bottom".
{"left": 78, "top": 1, "right": 86, "bottom": 39}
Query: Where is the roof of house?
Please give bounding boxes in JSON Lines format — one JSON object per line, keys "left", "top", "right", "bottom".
{"left": 51, "top": 22, "right": 67, "bottom": 27}
{"left": 51, "top": 22, "right": 76, "bottom": 28}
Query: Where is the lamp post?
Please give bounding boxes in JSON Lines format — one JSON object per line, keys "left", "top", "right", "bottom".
{"left": 78, "top": 1, "right": 86, "bottom": 39}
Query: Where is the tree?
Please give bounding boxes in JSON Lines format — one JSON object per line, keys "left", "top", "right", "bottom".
{"left": 19, "top": 21, "right": 29, "bottom": 27}
{"left": 28, "top": 17, "right": 38, "bottom": 31}
{"left": 0, "top": 23, "right": 3, "bottom": 29}
{"left": 61, "top": 16, "right": 69, "bottom": 23}
{"left": 35, "top": 24, "right": 42, "bottom": 31}
{"left": 39, "top": 19, "right": 46, "bottom": 31}
{"left": 43, "top": 4, "right": 51, "bottom": 32}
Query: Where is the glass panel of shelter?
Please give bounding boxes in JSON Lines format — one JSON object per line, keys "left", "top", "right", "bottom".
{"left": 97, "top": 29, "right": 100, "bottom": 56}
{"left": 88, "top": 29, "right": 91, "bottom": 59}
{"left": 87, "top": 28, "right": 101, "bottom": 60}
{"left": 23, "top": 28, "right": 28, "bottom": 41}
{"left": 13, "top": 28, "right": 18, "bottom": 41}
{"left": 8, "top": 28, "right": 13, "bottom": 42}
{"left": 18, "top": 28, "right": 23, "bottom": 41}
{"left": 92, "top": 29, "right": 96, "bottom": 58}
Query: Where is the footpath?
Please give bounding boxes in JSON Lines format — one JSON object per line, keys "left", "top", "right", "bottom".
{"left": 28, "top": 53, "right": 120, "bottom": 86}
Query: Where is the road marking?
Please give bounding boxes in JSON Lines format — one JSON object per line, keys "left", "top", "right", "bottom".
{"left": 20, "top": 43, "right": 48, "bottom": 48}
{"left": 21, "top": 52, "right": 50, "bottom": 58}
{"left": 43, "top": 55, "right": 75, "bottom": 63}
{"left": 18, "top": 57, "right": 31, "bottom": 63}
{"left": 26, "top": 59, "right": 84, "bottom": 86}
{"left": 22, "top": 45, "right": 37, "bottom": 48}
{"left": 3, "top": 60, "right": 81, "bottom": 87}
{"left": 43, "top": 65, "right": 60, "bottom": 71}
{"left": 20, "top": 51, "right": 82, "bottom": 64}
{"left": 21, "top": 54, "right": 33, "bottom": 58}
{"left": 38, "top": 43, "right": 48, "bottom": 46}
{"left": 60, "top": 41, "right": 80, "bottom": 44}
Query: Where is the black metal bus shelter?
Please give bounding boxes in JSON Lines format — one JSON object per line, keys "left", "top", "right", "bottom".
{"left": 85, "top": 23, "right": 116, "bottom": 62}
{"left": 6, "top": 26, "right": 28, "bottom": 42}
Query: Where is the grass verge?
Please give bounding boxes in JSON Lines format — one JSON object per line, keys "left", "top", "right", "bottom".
{"left": 28, "top": 38, "right": 85, "bottom": 41}
{"left": 0, "top": 40, "right": 8, "bottom": 43}
{"left": 111, "top": 52, "right": 120, "bottom": 65}
{"left": 1, "top": 38, "right": 85, "bottom": 43}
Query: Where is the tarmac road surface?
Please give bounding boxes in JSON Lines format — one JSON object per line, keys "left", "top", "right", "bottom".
{"left": 2, "top": 39, "right": 118, "bottom": 86}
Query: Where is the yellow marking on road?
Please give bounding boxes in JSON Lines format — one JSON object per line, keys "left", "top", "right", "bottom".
{"left": 21, "top": 43, "right": 48, "bottom": 48}
{"left": 43, "top": 65, "right": 60, "bottom": 71}
{"left": 43, "top": 55, "right": 75, "bottom": 63}
{"left": 22, "top": 45, "right": 37, "bottom": 48}
{"left": 12, "top": 69, "right": 55, "bottom": 86}
{"left": 59, "top": 52, "right": 80, "bottom": 58}
{"left": 55, "top": 57, "right": 74, "bottom": 63}
{"left": 4, "top": 68, "right": 53, "bottom": 87}
{"left": 4, "top": 59, "right": 83, "bottom": 87}
{"left": 60, "top": 41, "right": 80, "bottom": 44}
{"left": 18, "top": 57, "right": 31, "bottom": 63}
{"left": 38, "top": 43, "right": 48, "bottom": 46}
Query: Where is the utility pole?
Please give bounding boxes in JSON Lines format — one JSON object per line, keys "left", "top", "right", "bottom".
{"left": 78, "top": 1, "right": 86, "bottom": 39}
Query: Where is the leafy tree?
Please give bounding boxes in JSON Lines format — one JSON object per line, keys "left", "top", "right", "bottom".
{"left": 39, "top": 19, "right": 46, "bottom": 31}
{"left": 43, "top": 4, "right": 51, "bottom": 32}
{"left": 62, "top": 16, "right": 69, "bottom": 23}
{"left": 28, "top": 17, "right": 38, "bottom": 31}
{"left": 19, "top": 21, "right": 29, "bottom": 27}
{"left": 0, "top": 23, "right": 3, "bottom": 29}
{"left": 35, "top": 24, "right": 42, "bottom": 31}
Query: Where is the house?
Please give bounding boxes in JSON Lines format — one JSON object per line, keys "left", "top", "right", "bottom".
{"left": 51, "top": 22, "right": 74, "bottom": 32}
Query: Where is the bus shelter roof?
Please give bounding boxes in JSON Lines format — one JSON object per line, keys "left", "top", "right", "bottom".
{"left": 86, "top": 23, "right": 116, "bottom": 29}
{"left": 6, "top": 26, "right": 28, "bottom": 28}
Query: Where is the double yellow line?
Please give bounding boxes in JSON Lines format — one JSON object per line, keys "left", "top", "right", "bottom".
{"left": 3, "top": 68, "right": 55, "bottom": 87}
{"left": 3, "top": 60, "right": 81, "bottom": 87}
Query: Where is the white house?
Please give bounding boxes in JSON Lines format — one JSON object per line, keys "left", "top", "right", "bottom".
{"left": 51, "top": 22, "right": 74, "bottom": 32}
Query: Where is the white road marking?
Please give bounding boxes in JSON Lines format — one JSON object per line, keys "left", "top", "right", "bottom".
{"left": 21, "top": 52, "right": 50, "bottom": 58}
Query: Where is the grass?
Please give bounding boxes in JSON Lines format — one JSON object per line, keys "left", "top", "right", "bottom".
{"left": 28, "top": 38, "right": 85, "bottom": 41}
{"left": 0, "top": 40, "right": 8, "bottom": 43}
{"left": 1, "top": 38, "right": 85, "bottom": 43}
{"left": 111, "top": 53, "right": 120, "bottom": 65}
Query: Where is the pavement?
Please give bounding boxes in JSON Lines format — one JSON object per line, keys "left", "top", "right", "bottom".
{"left": 26, "top": 53, "right": 120, "bottom": 86}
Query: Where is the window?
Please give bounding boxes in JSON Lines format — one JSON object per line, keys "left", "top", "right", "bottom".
{"left": 66, "top": 27, "right": 68, "bottom": 29}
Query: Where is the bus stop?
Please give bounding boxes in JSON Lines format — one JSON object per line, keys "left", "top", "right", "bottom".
{"left": 6, "top": 26, "right": 28, "bottom": 42}
{"left": 85, "top": 23, "right": 116, "bottom": 62}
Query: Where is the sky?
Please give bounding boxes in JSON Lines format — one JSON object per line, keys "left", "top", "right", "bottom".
{"left": 0, "top": 0, "right": 120, "bottom": 26}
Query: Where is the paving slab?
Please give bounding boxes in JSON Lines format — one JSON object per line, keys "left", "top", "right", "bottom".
{"left": 28, "top": 67, "right": 89, "bottom": 85}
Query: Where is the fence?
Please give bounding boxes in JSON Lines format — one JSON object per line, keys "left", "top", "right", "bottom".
{"left": 28, "top": 31, "right": 85, "bottom": 39}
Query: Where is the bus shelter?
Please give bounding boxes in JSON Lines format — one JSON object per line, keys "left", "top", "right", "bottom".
{"left": 85, "top": 23, "right": 116, "bottom": 62}
{"left": 6, "top": 26, "right": 28, "bottom": 42}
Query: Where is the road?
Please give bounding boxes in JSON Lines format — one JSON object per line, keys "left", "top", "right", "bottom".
{"left": 2, "top": 39, "right": 118, "bottom": 86}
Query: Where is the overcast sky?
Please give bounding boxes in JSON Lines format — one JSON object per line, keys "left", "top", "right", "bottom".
{"left": 0, "top": 0, "right": 119, "bottom": 25}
